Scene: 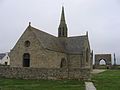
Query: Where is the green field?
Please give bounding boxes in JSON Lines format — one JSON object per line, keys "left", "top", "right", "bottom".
{"left": 1, "top": 70, "right": 119, "bottom": 90}
{"left": 0, "top": 78, "right": 84, "bottom": 90}
{"left": 92, "top": 70, "right": 120, "bottom": 90}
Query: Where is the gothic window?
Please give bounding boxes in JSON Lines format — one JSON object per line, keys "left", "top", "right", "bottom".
{"left": 24, "top": 41, "right": 30, "bottom": 47}
{"left": 60, "top": 58, "right": 66, "bottom": 68}
{"left": 23, "top": 53, "right": 30, "bottom": 67}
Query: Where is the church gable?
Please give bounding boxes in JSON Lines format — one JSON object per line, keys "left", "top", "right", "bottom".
{"left": 10, "top": 25, "right": 45, "bottom": 67}
{"left": 11, "top": 26, "right": 43, "bottom": 51}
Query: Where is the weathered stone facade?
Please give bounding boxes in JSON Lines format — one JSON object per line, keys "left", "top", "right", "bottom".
{"left": 8, "top": 7, "right": 92, "bottom": 80}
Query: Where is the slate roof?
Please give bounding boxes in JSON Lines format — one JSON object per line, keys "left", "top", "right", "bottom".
{"left": 30, "top": 26, "right": 65, "bottom": 52}
{"left": 66, "top": 36, "right": 87, "bottom": 54}
{"left": 0, "top": 53, "right": 6, "bottom": 60}
{"left": 29, "top": 26, "right": 87, "bottom": 54}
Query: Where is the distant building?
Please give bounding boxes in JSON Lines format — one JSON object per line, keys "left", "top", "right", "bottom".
{"left": 10, "top": 7, "right": 92, "bottom": 70}
{"left": 0, "top": 52, "right": 10, "bottom": 65}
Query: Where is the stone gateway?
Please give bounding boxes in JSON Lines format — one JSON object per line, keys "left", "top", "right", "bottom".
{"left": 94, "top": 54, "right": 112, "bottom": 69}
{"left": 8, "top": 7, "right": 92, "bottom": 80}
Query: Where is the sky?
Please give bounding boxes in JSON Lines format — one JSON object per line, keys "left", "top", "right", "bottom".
{"left": 0, "top": 0, "right": 120, "bottom": 64}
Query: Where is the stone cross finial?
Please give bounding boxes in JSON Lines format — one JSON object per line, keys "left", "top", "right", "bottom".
{"left": 29, "top": 22, "right": 31, "bottom": 26}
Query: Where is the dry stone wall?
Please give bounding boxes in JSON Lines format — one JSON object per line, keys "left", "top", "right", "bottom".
{"left": 0, "top": 66, "right": 90, "bottom": 80}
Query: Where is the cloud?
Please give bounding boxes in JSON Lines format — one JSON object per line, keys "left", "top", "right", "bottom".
{"left": 0, "top": 0, "right": 4, "bottom": 3}
{"left": 0, "top": 0, "right": 6, "bottom": 5}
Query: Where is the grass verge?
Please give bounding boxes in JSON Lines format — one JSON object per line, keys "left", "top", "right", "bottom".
{"left": 0, "top": 78, "right": 85, "bottom": 90}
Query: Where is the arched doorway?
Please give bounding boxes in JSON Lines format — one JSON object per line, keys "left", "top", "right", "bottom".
{"left": 99, "top": 59, "right": 108, "bottom": 69}
{"left": 99, "top": 59, "right": 106, "bottom": 65}
{"left": 23, "top": 53, "right": 30, "bottom": 67}
{"left": 60, "top": 58, "right": 67, "bottom": 68}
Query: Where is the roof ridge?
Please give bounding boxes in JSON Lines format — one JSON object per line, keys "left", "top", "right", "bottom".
{"left": 68, "top": 35, "right": 87, "bottom": 38}
{"left": 30, "top": 26, "right": 57, "bottom": 38}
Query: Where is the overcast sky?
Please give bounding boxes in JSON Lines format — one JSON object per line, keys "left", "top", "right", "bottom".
{"left": 0, "top": 0, "right": 120, "bottom": 64}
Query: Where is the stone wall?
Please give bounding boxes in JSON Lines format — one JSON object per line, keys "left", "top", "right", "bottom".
{"left": 0, "top": 66, "right": 90, "bottom": 80}
{"left": 68, "top": 54, "right": 82, "bottom": 68}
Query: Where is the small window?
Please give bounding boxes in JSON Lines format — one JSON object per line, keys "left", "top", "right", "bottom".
{"left": 24, "top": 41, "right": 30, "bottom": 47}
{"left": 60, "top": 58, "right": 67, "bottom": 68}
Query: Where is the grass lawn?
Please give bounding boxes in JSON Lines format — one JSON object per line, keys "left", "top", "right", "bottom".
{"left": 92, "top": 70, "right": 120, "bottom": 90}
{"left": 0, "top": 78, "right": 85, "bottom": 90}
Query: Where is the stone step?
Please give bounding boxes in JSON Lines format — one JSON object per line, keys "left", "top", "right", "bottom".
{"left": 85, "top": 82, "right": 96, "bottom": 90}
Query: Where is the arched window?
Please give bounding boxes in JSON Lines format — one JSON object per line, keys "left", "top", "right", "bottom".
{"left": 23, "top": 53, "right": 30, "bottom": 67}
{"left": 60, "top": 58, "right": 66, "bottom": 68}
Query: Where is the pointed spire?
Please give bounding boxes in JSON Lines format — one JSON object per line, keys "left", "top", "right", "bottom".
{"left": 58, "top": 6, "right": 68, "bottom": 37}
{"left": 60, "top": 6, "right": 66, "bottom": 22}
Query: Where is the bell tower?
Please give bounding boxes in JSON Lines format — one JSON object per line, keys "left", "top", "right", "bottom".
{"left": 58, "top": 6, "right": 68, "bottom": 37}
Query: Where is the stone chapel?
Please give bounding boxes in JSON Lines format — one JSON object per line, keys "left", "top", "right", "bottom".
{"left": 10, "top": 7, "right": 92, "bottom": 70}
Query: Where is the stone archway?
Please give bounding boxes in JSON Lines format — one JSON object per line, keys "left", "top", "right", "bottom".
{"left": 99, "top": 59, "right": 106, "bottom": 65}
{"left": 94, "top": 54, "right": 112, "bottom": 69}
